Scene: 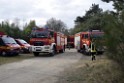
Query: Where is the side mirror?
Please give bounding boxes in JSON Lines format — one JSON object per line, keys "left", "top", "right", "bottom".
{"left": 50, "top": 32, "right": 54, "bottom": 37}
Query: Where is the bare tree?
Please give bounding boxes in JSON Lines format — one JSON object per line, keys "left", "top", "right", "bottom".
{"left": 45, "top": 18, "right": 67, "bottom": 33}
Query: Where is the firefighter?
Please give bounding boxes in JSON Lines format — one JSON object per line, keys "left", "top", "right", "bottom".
{"left": 90, "top": 41, "right": 96, "bottom": 61}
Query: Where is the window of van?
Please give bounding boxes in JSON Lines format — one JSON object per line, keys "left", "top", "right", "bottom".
{"left": 2, "top": 37, "right": 17, "bottom": 44}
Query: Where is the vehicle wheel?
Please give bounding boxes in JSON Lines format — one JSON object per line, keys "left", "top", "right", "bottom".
{"left": 1, "top": 51, "right": 6, "bottom": 56}
{"left": 82, "top": 46, "right": 86, "bottom": 54}
{"left": 87, "top": 52, "right": 91, "bottom": 55}
{"left": 50, "top": 47, "right": 55, "bottom": 56}
{"left": 0, "top": 51, "right": 2, "bottom": 56}
{"left": 63, "top": 46, "right": 65, "bottom": 52}
{"left": 33, "top": 52, "right": 39, "bottom": 57}
{"left": 61, "top": 48, "right": 64, "bottom": 53}
{"left": 60, "top": 47, "right": 65, "bottom": 53}
{"left": 82, "top": 46, "right": 89, "bottom": 55}
{"left": 83, "top": 50, "right": 89, "bottom": 55}
{"left": 15, "top": 53, "right": 19, "bottom": 56}
{"left": 77, "top": 50, "right": 80, "bottom": 52}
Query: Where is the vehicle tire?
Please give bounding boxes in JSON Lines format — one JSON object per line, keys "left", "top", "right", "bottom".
{"left": 1, "top": 51, "right": 6, "bottom": 56}
{"left": 77, "top": 50, "right": 80, "bottom": 52}
{"left": 59, "top": 49, "right": 64, "bottom": 53}
{"left": 83, "top": 50, "right": 89, "bottom": 55}
{"left": 82, "top": 45, "right": 86, "bottom": 54}
{"left": 0, "top": 51, "right": 2, "bottom": 56}
{"left": 15, "top": 53, "right": 19, "bottom": 56}
{"left": 87, "top": 52, "right": 91, "bottom": 55}
{"left": 50, "top": 47, "right": 55, "bottom": 56}
{"left": 33, "top": 52, "right": 39, "bottom": 57}
{"left": 61, "top": 48, "right": 64, "bottom": 53}
{"left": 82, "top": 46, "right": 89, "bottom": 55}
{"left": 64, "top": 45, "right": 65, "bottom": 51}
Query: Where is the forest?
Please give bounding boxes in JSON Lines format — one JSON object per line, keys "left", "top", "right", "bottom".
{"left": 72, "top": 0, "right": 124, "bottom": 67}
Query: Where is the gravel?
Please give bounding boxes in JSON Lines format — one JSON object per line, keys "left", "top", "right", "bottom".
{"left": 0, "top": 49, "right": 85, "bottom": 83}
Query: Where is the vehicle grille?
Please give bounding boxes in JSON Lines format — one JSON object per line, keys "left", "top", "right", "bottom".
{"left": 34, "top": 42, "right": 44, "bottom": 46}
{"left": 14, "top": 48, "right": 20, "bottom": 51}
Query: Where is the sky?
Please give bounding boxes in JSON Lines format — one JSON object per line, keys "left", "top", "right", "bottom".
{"left": 0, "top": 0, "right": 113, "bottom": 29}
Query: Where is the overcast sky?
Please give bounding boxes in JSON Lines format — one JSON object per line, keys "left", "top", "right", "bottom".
{"left": 0, "top": 0, "right": 113, "bottom": 29}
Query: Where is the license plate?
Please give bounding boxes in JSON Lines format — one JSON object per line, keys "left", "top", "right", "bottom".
{"left": 35, "top": 47, "right": 42, "bottom": 51}
{"left": 36, "top": 49, "right": 41, "bottom": 51}
{"left": 36, "top": 47, "right": 42, "bottom": 51}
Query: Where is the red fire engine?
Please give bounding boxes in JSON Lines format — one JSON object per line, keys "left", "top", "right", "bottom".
{"left": 75, "top": 30, "right": 104, "bottom": 54}
{"left": 0, "top": 32, "right": 21, "bottom": 56}
{"left": 67, "top": 35, "right": 74, "bottom": 48}
{"left": 29, "top": 28, "right": 66, "bottom": 56}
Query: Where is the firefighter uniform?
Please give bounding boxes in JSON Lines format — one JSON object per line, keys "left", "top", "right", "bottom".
{"left": 90, "top": 42, "right": 96, "bottom": 61}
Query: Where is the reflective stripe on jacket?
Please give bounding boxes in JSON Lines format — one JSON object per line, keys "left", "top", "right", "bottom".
{"left": 91, "top": 43, "right": 96, "bottom": 53}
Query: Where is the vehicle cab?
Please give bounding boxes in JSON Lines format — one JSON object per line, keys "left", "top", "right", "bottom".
{"left": 15, "top": 39, "right": 31, "bottom": 53}
{"left": 0, "top": 35, "right": 21, "bottom": 56}
{"left": 67, "top": 35, "right": 74, "bottom": 48}
{"left": 75, "top": 30, "right": 104, "bottom": 54}
{"left": 81, "top": 30, "right": 104, "bottom": 54}
{"left": 29, "top": 28, "right": 56, "bottom": 56}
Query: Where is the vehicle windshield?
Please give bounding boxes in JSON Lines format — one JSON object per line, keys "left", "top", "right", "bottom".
{"left": 18, "top": 39, "right": 28, "bottom": 44}
{"left": 31, "top": 31, "right": 49, "bottom": 38}
{"left": 2, "top": 37, "right": 17, "bottom": 44}
{"left": 90, "top": 33, "right": 104, "bottom": 39}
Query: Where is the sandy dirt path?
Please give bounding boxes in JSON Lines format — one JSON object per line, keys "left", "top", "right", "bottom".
{"left": 0, "top": 49, "right": 86, "bottom": 83}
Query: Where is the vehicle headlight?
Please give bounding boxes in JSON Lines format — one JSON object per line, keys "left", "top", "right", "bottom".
{"left": 44, "top": 46, "right": 50, "bottom": 49}
{"left": 6, "top": 46, "right": 11, "bottom": 50}
{"left": 24, "top": 47, "right": 28, "bottom": 49}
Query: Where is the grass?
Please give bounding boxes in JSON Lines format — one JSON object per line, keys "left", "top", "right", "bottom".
{"left": 0, "top": 54, "right": 33, "bottom": 65}
{"left": 57, "top": 56, "right": 124, "bottom": 83}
